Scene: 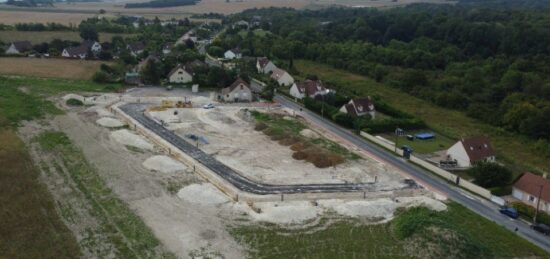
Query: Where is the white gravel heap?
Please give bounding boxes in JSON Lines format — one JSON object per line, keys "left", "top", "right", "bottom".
{"left": 319, "top": 199, "right": 397, "bottom": 220}
{"left": 96, "top": 117, "right": 125, "bottom": 128}
{"left": 300, "top": 129, "right": 320, "bottom": 139}
{"left": 111, "top": 129, "right": 154, "bottom": 151}
{"left": 249, "top": 201, "right": 322, "bottom": 224}
{"left": 62, "top": 93, "right": 84, "bottom": 102}
{"left": 143, "top": 155, "right": 187, "bottom": 173}
{"left": 177, "top": 183, "right": 229, "bottom": 205}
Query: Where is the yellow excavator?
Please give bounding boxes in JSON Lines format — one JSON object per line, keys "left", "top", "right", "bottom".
{"left": 149, "top": 99, "right": 192, "bottom": 111}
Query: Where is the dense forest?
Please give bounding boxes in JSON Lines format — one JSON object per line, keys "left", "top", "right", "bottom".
{"left": 214, "top": 1, "right": 550, "bottom": 140}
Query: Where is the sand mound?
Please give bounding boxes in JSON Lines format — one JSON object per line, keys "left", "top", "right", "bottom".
{"left": 96, "top": 117, "right": 125, "bottom": 128}
{"left": 142, "top": 155, "right": 187, "bottom": 173}
{"left": 62, "top": 93, "right": 84, "bottom": 102}
{"left": 177, "top": 183, "right": 229, "bottom": 205}
{"left": 300, "top": 129, "right": 320, "bottom": 139}
{"left": 318, "top": 197, "right": 447, "bottom": 221}
{"left": 319, "top": 199, "right": 397, "bottom": 220}
{"left": 399, "top": 196, "right": 447, "bottom": 212}
{"left": 111, "top": 129, "right": 154, "bottom": 151}
{"left": 250, "top": 201, "right": 321, "bottom": 224}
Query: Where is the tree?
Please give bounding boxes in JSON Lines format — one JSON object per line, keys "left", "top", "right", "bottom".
{"left": 140, "top": 60, "right": 163, "bottom": 84}
{"left": 79, "top": 24, "right": 98, "bottom": 41}
{"left": 468, "top": 162, "right": 512, "bottom": 188}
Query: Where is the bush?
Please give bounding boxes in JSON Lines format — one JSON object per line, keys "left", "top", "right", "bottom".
{"left": 363, "top": 118, "right": 426, "bottom": 134}
{"left": 511, "top": 202, "right": 550, "bottom": 225}
{"left": 254, "top": 122, "right": 268, "bottom": 131}
{"left": 467, "top": 162, "right": 512, "bottom": 188}
{"left": 66, "top": 98, "right": 83, "bottom": 106}
{"left": 92, "top": 71, "right": 109, "bottom": 83}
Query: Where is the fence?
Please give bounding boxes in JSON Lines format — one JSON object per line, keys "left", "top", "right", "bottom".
{"left": 360, "top": 131, "right": 495, "bottom": 201}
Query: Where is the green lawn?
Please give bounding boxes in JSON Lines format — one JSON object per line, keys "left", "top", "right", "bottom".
{"left": 379, "top": 131, "right": 456, "bottom": 154}
{"left": 230, "top": 203, "right": 548, "bottom": 259}
{"left": 295, "top": 60, "right": 549, "bottom": 174}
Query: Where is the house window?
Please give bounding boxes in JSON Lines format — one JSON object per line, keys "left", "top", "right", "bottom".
{"left": 528, "top": 195, "right": 536, "bottom": 203}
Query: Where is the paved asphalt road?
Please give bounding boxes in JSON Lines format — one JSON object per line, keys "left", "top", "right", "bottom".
{"left": 274, "top": 95, "right": 550, "bottom": 252}
{"left": 119, "top": 103, "right": 415, "bottom": 195}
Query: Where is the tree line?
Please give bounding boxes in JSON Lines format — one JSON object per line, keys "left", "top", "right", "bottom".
{"left": 213, "top": 2, "right": 550, "bottom": 141}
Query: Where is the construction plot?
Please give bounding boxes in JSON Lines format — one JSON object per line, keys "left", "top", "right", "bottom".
{"left": 148, "top": 106, "right": 406, "bottom": 189}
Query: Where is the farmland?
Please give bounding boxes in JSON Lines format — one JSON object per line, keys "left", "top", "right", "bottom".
{"left": 0, "top": 58, "right": 112, "bottom": 80}
{"left": 0, "top": 31, "right": 137, "bottom": 45}
{"left": 0, "top": 10, "right": 96, "bottom": 25}
{"left": 294, "top": 60, "right": 550, "bottom": 174}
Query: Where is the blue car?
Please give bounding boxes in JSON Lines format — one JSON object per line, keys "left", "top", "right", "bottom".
{"left": 499, "top": 207, "right": 519, "bottom": 219}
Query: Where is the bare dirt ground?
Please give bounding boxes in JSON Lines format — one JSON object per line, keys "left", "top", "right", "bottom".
{"left": 150, "top": 107, "right": 406, "bottom": 189}
{"left": 0, "top": 58, "right": 112, "bottom": 80}
{"left": 17, "top": 89, "right": 445, "bottom": 258}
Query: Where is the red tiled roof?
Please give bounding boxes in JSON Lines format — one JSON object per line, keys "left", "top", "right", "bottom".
{"left": 296, "top": 80, "right": 325, "bottom": 96}
{"left": 514, "top": 172, "right": 550, "bottom": 202}
{"left": 461, "top": 136, "right": 495, "bottom": 162}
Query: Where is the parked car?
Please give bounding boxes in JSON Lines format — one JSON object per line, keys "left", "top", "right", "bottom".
{"left": 202, "top": 103, "right": 215, "bottom": 109}
{"left": 531, "top": 223, "right": 550, "bottom": 235}
{"left": 499, "top": 207, "right": 519, "bottom": 219}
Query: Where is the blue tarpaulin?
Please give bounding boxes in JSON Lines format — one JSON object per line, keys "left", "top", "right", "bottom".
{"left": 415, "top": 132, "right": 435, "bottom": 140}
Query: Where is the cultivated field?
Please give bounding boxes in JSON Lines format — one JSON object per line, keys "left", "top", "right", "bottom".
{"left": 0, "top": 10, "right": 97, "bottom": 25}
{"left": 0, "top": 58, "right": 110, "bottom": 80}
{"left": 0, "top": 31, "right": 137, "bottom": 44}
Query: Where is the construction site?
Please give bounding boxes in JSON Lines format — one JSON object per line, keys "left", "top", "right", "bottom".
{"left": 23, "top": 87, "right": 446, "bottom": 258}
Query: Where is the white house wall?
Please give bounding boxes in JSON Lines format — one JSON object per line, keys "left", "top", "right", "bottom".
{"left": 446, "top": 142, "right": 471, "bottom": 167}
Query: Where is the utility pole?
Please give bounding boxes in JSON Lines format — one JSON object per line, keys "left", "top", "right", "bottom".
{"left": 533, "top": 184, "right": 544, "bottom": 224}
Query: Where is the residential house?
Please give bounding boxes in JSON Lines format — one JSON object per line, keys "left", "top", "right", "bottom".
{"left": 271, "top": 68, "right": 294, "bottom": 86}
{"left": 176, "top": 30, "right": 197, "bottom": 46}
{"left": 224, "top": 48, "right": 242, "bottom": 59}
{"left": 5, "top": 41, "right": 32, "bottom": 54}
{"left": 82, "top": 40, "right": 102, "bottom": 54}
{"left": 127, "top": 42, "right": 146, "bottom": 56}
{"left": 62, "top": 45, "right": 89, "bottom": 59}
{"left": 512, "top": 172, "right": 550, "bottom": 213}
{"left": 445, "top": 136, "right": 496, "bottom": 168}
{"left": 256, "top": 57, "right": 277, "bottom": 74}
{"left": 167, "top": 64, "right": 193, "bottom": 84}
{"left": 339, "top": 97, "right": 376, "bottom": 118}
{"left": 137, "top": 54, "right": 161, "bottom": 72}
{"left": 221, "top": 78, "right": 252, "bottom": 102}
{"left": 251, "top": 16, "right": 262, "bottom": 28}
{"left": 289, "top": 79, "right": 326, "bottom": 99}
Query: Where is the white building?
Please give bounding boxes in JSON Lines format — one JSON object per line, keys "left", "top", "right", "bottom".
{"left": 271, "top": 68, "right": 294, "bottom": 86}
{"left": 82, "top": 40, "right": 102, "bottom": 54}
{"left": 224, "top": 48, "right": 242, "bottom": 59}
{"left": 256, "top": 57, "right": 277, "bottom": 74}
{"left": 445, "top": 136, "right": 496, "bottom": 168}
{"left": 339, "top": 97, "right": 375, "bottom": 118}
{"left": 167, "top": 64, "right": 193, "bottom": 84}
{"left": 5, "top": 41, "right": 32, "bottom": 54}
{"left": 221, "top": 78, "right": 252, "bottom": 102}
{"left": 512, "top": 172, "right": 550, "bottom": 213}
{"left": 289, "top": 79, "right": 327, "bottom": 99}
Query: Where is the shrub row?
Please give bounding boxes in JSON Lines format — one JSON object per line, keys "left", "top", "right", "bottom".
{"left": 510, "top": 202, "right": 550, "bottom": 225}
